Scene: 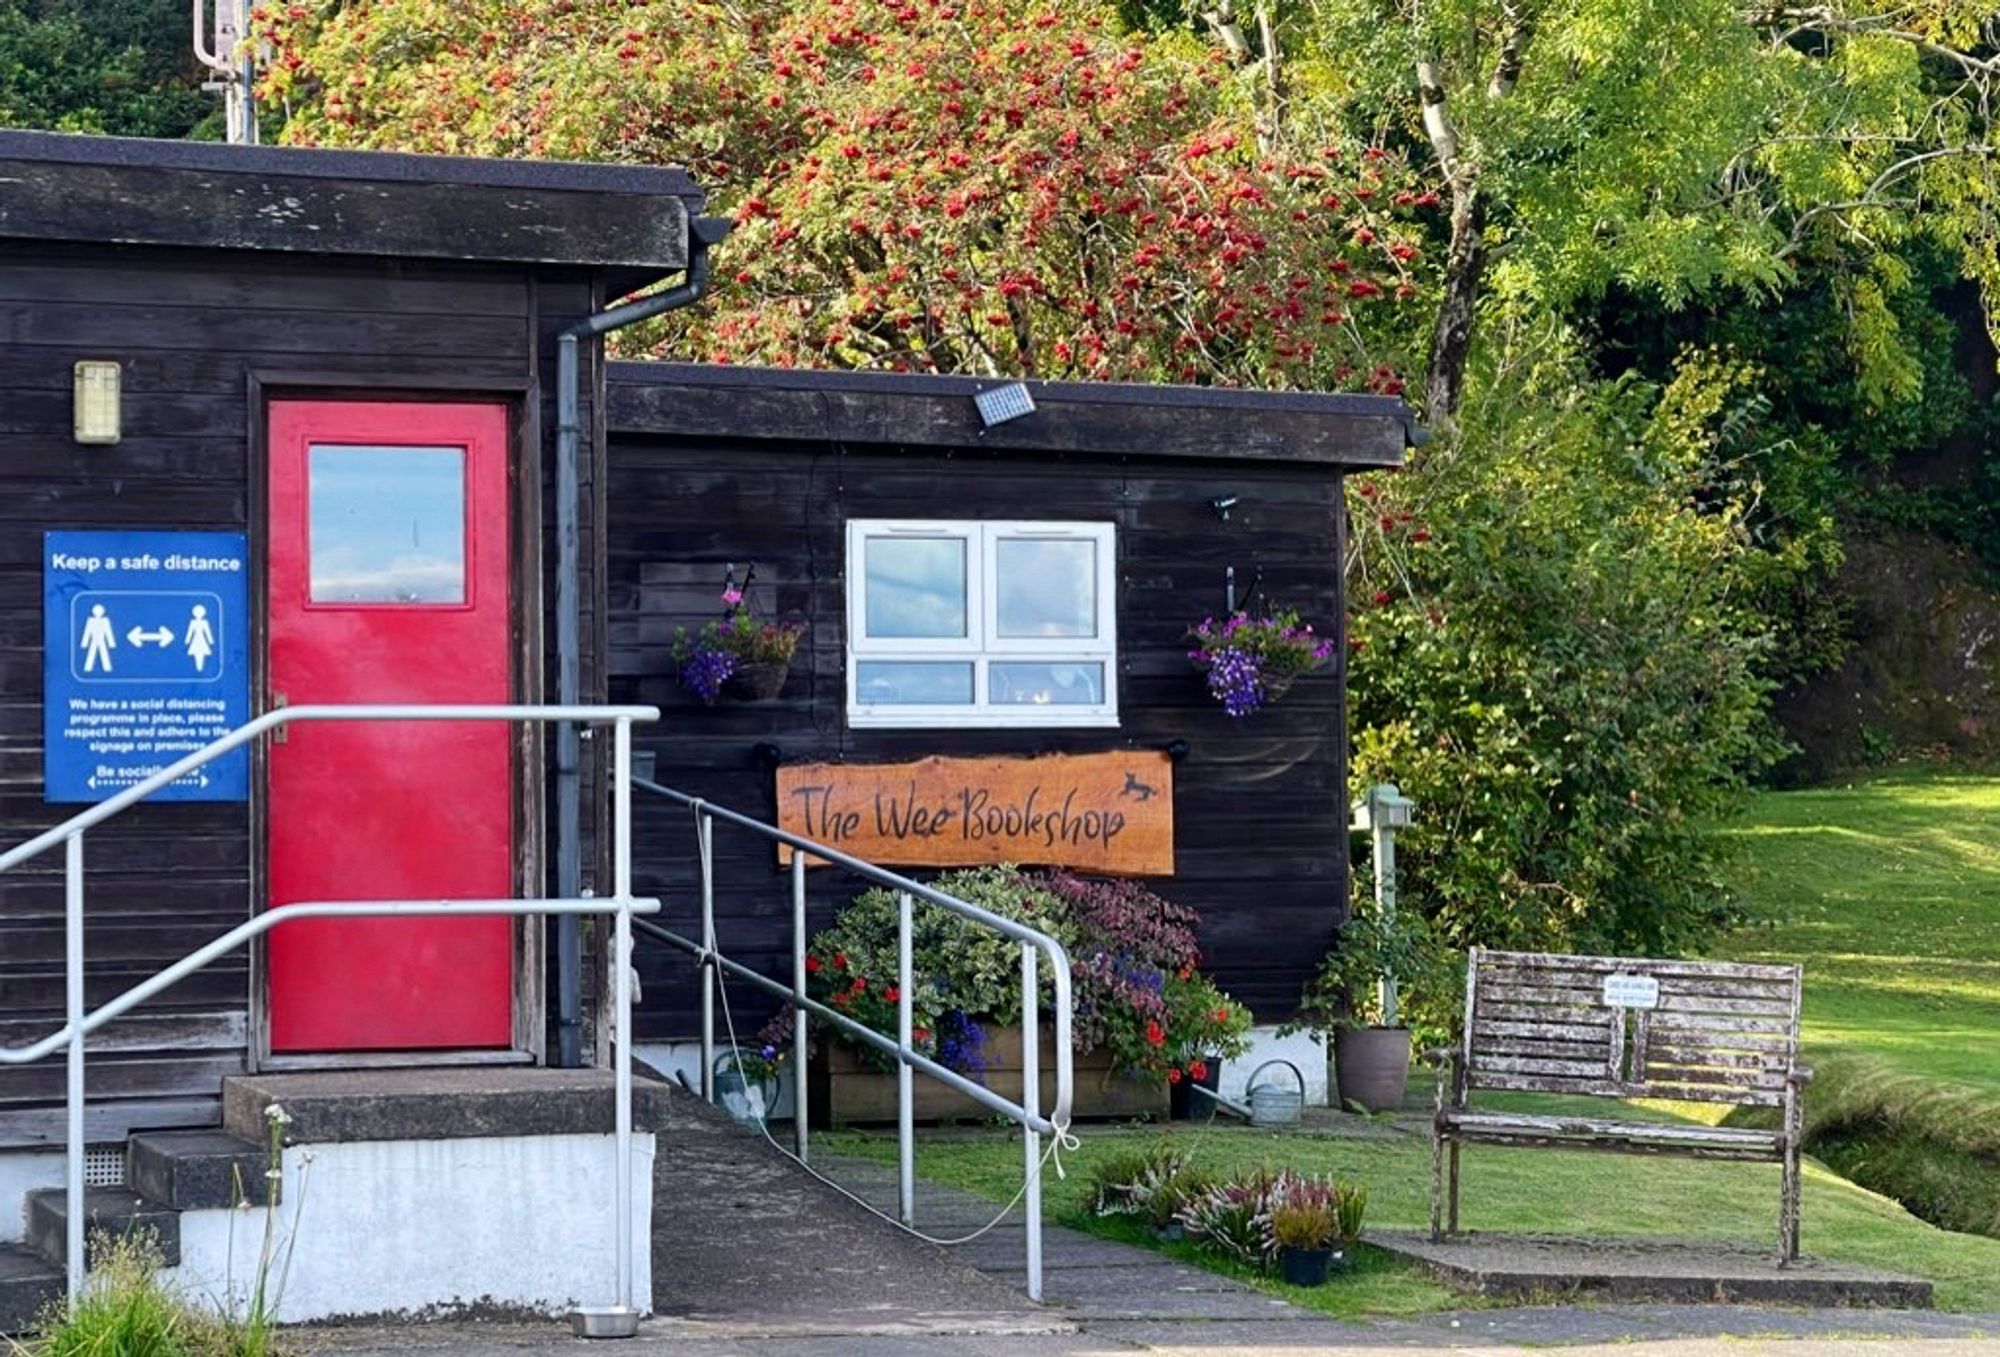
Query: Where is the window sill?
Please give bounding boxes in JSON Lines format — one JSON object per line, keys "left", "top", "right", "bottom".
{"left": 846, "top": 709, "right": 1121, "bottom": 731}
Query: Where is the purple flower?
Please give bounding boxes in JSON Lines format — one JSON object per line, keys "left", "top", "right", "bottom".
{"left": 680, "top": 647, "right": 737, "bottom": 703}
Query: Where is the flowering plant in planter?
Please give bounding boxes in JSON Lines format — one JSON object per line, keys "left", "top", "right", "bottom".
{"left": 1188, "top": 610, "right": 1336, "bottom": 717}
{"left": 669, "top": 583, "right": 804, "bottom": 704}
{"left": 786, "top": 865, "right": 1253, "bottom": 1091}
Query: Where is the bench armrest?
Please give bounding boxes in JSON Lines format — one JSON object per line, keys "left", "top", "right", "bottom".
{"left": 1787, "top": 1064, "right": 1814, "bottom": 1087}
{"left": 1423, "top": 1045, "right": 1459, "bottom": 1069}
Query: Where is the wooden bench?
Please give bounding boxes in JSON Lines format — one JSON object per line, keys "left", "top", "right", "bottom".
{"left": 1431, "top": 947, "right": 1811, "bottom": 1261}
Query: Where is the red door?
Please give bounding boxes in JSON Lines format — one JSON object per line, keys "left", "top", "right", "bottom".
{"left": 265, "top": 400, "right": 514, "bottom": 1052}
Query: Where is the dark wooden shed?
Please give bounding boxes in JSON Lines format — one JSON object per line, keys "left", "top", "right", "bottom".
{"left": 603, "top": 363, "right": 1413, "bottom": 1037}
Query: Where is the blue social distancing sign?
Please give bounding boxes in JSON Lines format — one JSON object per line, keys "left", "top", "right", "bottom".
{"left": 44, "top": 531, "right": 250, "bottom": 803}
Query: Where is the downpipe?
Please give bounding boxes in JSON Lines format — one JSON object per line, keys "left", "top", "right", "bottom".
{"left": 554, "top": 215, "right": 732, "bottom": 1067}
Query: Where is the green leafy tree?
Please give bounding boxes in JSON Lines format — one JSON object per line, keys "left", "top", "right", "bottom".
{"left": 0, "top": 0, "right": 211, "bottom": 137}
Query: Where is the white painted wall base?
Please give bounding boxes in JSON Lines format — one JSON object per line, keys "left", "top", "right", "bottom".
{"left": 1218, "top": 1027, "right": 1329, "bottom": 1109}
{"left": 0, "top": 1150, "right": 64, "bottom": 1244}
{"left": 166, "top": 1132, "right": 654, "bottom": 1323}
{"left": 638, "top": 1040, "right": 795, "bottom": 1122}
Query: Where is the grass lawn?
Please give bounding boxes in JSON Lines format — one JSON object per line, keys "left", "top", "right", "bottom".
{"left": 822, "top": 769, "right": 2000, "bottom": 1318}
{"left": 824, "top": 1121, "right": 2000, "bottom": 1314}
{"left": 1710, "top": 769, "right": 2000, "bottom": 1096}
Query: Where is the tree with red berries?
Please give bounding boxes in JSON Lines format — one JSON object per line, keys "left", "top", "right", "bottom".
{"left": 256, "top": 0, "right": 1428, "bottom": 391}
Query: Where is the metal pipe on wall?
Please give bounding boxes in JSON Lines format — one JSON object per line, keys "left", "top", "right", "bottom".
{"left": 552, "top": 217, "right": 730, "bottom": 1065}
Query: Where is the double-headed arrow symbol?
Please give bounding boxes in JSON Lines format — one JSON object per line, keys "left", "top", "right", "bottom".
{"left": 126, "top": 626, "right": 174, "bottom": 647}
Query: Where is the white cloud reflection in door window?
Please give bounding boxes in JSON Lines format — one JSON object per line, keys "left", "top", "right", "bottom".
{"left": 308, "top": 445, "right": 467, "bottom": 605}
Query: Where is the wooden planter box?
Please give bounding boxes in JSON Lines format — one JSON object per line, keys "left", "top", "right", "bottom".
{"left": 807, "top": 1027, "right": 1167, "bottom": 1127}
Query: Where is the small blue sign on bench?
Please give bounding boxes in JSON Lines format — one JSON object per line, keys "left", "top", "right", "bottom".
{"left": 44, "top": 531, "right": 250, "bottom": 803}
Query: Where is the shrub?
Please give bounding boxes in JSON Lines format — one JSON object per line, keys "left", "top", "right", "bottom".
{"left": 798, "top": 865, "right": 1253, "bottom": 1082}
{"left": 1348, "top": 343, "right": 1786, "bottom": 963}
{"left": 802, "top": 866, "right": 1074, "bottom": 1072}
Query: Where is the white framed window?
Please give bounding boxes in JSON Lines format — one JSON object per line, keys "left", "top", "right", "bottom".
{"left": 846, "top": 519, "right": 1118, "bottom": 728}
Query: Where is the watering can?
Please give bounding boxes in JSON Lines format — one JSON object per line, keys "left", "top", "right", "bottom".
{"left": 1245, "top": 1058, "right": 1306, "bottom": 1128}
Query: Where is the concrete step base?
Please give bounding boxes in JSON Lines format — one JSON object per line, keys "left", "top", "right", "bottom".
{"left": 128, "top": 1129, "right": 271, "bottom": 1211}
{"left": 25, "top": 1186, "right": 180, "bottom": 1270}
{"left": 0, "top": 1243, "right": 63, "bottom": 1336}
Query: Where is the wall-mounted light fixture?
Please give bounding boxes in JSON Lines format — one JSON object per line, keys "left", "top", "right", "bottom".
{"left": 72, "top": 361, "right": 122, "bottom": 446}
{"left": 973, "top": 382, "right": 1035, "bottom": 429}
{"left": 1210, "top": 495, "right": 1239, "bottom": 521}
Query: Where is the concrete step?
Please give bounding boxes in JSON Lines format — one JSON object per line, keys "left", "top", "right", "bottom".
{"left": 0, "top": 1243, "right": 63, "bottom": 1336}
{"left": 24, "top": 1186, "right": 179, "bottom": 1270}
{"left": 128, "top": 1129, "right": 272, "bottom": 1210}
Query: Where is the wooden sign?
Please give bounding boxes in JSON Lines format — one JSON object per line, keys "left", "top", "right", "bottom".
{"left": 776, "top": 751, "right": 1173, "bottom": 876}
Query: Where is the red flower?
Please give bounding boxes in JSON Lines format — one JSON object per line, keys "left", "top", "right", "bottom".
{"left": 1372, "top": 590, "right": 1393, "bottom": 606}
{"left": 805, "top": 955, "right": 822, "bottom": 974}
{"left": 1189, "top": 1060, "right": 1209, "bottom": 1081}
{"left": 913, "top": 1026, "right": 931, "bottom": 1043}
{"left": 833, "top": 952, "right": 849, "bottom": 970}
{"left": 1212, "top": 1008, "right": 1230, "bottom": 1023}
{"left": 851, "top": 977, "right": 867, "bottom": 995}
{"left": 1177, "top": 963, "right": 1195, "bottom": 981}
{"left": 1145, "top": 1020, "right": 1165, "bottom": 1047}
{"left": 884, "top": 985, "right": 901, "bottom": 1002}
{"left": 1167, "top": 1067, "right": 1183, "bottom": 1084}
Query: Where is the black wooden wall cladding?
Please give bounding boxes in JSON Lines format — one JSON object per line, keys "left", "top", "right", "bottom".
{"left": 605, "top": 433, "right": 1354, "bottom": 1038}
{"left": 0, "top": 240, "right": 609, "bottom": 1146}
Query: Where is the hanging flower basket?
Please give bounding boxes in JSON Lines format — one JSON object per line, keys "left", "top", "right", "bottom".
{"left": 721, "top": 659, "right": 792, "bottom": 702}
{"left": 1187, "top": 610, "right": 1335, "bottom": 717}
{"left": 670, "top": 578, "right": 803, "bottom": 704}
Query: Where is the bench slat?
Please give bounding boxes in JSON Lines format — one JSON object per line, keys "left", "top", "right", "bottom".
{"left": 1479, "top": 950, "right": 1800, "bottom": 983}
{"left": 1646, "top": 1045, "right": 1793, "bottom": 1073}
{"left": 1469, "top": 1070, "right": 1629, "bottom": 1097}
{"left": 1480, "top": 1024, "right": 1616, "bottom": 1048}
{"left": 1471, "top": 1038, "right": 1612, "bottom": 1063}
{"left": 1650, "top": 1013, "right": 1795, "bottom": 1038}
{"left": 1654, "top": 993, "right": 1795, "bottom": 1017}
{"left": 1474, "top": 1000, "right": 1615, "bottom": 1027}
{"left": 1439, "top": 1110, "right": 1780, "bottom": 1147}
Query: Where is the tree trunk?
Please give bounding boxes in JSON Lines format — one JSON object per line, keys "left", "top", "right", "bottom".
{"left": 1424, "top": 185, "right": 1486, "bottom": 429}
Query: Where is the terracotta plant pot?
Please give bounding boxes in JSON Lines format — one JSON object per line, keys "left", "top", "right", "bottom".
{"left": 1333, "top": 1025, "right": 1411, "bottom": 1112}
{"left": 722, "top": 658, "right": 791, "bottom": 701}
{"left": 1169, "top": 1057, "right": 1222, "bottom": 1122}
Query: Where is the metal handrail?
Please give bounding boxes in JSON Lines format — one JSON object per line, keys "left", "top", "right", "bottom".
{"left": 0, "top": 704, "right": 659, "bottom": 1329}
{"left": 631, "top": 776, "right": 1073, "bottom": 1302}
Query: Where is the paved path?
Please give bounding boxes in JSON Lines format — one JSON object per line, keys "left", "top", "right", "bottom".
{"left": 309, "top": 1100, "right": 2000, "bottom": 1355}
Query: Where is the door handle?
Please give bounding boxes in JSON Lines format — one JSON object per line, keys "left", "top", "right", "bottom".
{"left": 270, "top": 691, "right": 288, "bottom": 745}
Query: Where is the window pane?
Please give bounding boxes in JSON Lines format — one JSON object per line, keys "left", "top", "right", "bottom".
{"left": 995, "top": 538, "right": 1096, "bottom": 638}
{"left": 309, "top": 445, "right": 466, "bottom": 604}
{"left": 865, "top": 536, "right": 967, "bottom": 638}
{"left": 855, "top": 661, "right": 974, "bottom": 706}
{"left": 990, "top": 662, "right": 1105, "bottom": 706}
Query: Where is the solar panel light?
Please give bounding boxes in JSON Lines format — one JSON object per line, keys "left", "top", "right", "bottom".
{"left": 974, "top": 382, "right": 1035, "bottom": 429}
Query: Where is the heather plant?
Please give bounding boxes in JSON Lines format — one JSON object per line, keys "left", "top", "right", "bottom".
{"left": 1271, "top": 1200, "right": 1337, "bottom": 1251}
{"left": 1177, "top": 1168, "right": 1280, "bottom": 1268}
